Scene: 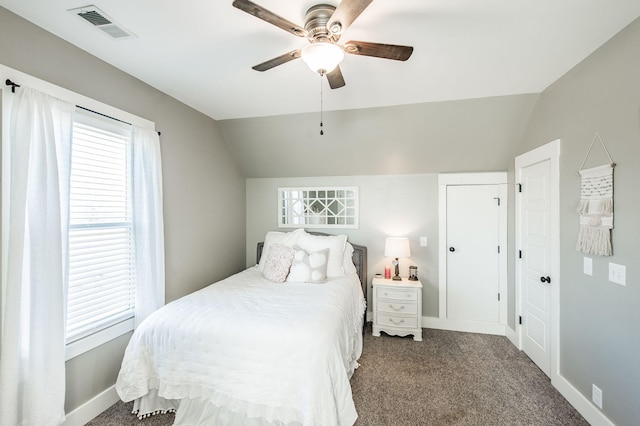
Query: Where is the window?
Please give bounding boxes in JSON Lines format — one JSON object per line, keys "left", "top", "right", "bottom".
{"left": 278, "top": 186, "right": 358, "bottom": 229}
{"left": 1, "top": 66, "right": 163, "bottom": 364}
{"left": 66, "top": 111, "right": 136, "bottom": 345}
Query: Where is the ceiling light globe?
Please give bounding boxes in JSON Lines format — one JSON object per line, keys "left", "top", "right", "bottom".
{"left": 301, "top": 42, "right": 344, "bottom": 75}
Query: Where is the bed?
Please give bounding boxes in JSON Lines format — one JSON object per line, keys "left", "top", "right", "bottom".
{"left": 116, "top": 230, "right": 367, "bottom": 425}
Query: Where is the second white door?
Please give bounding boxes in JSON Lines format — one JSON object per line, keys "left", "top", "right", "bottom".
{"left": 518, "top": 159, "right": 552, "bottom": 376}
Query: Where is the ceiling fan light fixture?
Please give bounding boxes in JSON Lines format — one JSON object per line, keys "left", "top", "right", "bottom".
{"left": 301, "top": 42, "right": 344, "bottom": 75}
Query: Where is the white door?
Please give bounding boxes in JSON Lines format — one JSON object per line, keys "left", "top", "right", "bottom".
{"left": 515, "top": 140, "right": 560, "bottom": 379}
{"left": 446, "top": 185, "right": 500, "bottom": 323}
{"left": 519, "top": 160, "right": 552, "bottom": 376}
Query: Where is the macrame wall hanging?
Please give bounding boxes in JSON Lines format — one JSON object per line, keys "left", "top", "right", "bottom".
{"left": 576, "top": 133, "right": 615, "bottom": 256}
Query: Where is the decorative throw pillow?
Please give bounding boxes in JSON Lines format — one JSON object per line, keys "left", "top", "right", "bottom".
{"left": 262, "top": 244, "right": 295, "bottom": 283}
{"left": 287, "top": 248, "right": 329, "bottom": 283}
{"left": 258, "top": 228, "right": 305, "bottom": 271}
{"left": 296, "top": 232, "right": 347, "bottom": 277}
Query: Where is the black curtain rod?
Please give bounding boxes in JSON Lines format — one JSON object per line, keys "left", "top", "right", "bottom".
{"left": 4, "top": 79, "right": 161, "bottom": 136}
{"left": 76, "top": 104, "right": 132, "bottom": 126}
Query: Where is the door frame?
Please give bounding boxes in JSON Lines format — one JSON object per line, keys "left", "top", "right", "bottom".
{"left": 514, "top": 139, "right": 561, "bottom": 380}
{"left": 436, "top": 172, "right": 508, "bottom": 335}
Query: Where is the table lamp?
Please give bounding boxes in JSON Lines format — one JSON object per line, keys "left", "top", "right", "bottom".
{"left": 384, "top": 237, "right": 411, "bottom": 281}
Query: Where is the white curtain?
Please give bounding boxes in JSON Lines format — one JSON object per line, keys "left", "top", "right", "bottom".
{"left": 131, "top": 126, "right": 165, "bottom": 327}
{"left": 0, "top": 88, "right": 73, "bottom": 425}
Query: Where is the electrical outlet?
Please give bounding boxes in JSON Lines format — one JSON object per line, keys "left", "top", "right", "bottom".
{"left": 608, "top": 262, "right": 626, "bottom": 286}
{"left": 592, "top": 384, "right": 603, "bottom": 409}
{"left": 420, "top": 236, "right": 428, "bottom": 247}
{"left": 583, "top": 257, "right": 592, "bottom": 276}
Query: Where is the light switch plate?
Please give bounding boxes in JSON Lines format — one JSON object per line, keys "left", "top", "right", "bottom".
{"left": 583, "top": 257, "right": 593, "bottom": 276}
{"left": 420, "top": 236, "right": 428, "bottom": 247}
{"left": 608, "top": 262, "right": 626, "bottom": 286}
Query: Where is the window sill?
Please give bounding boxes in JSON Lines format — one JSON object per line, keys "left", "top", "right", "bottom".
{"left": 65, "top": 318, "right": 134, "bottom": 361}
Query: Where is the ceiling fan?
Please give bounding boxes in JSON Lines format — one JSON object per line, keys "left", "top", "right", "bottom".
{"left": 232, "top": 0, "right": 414, "bottom": 89}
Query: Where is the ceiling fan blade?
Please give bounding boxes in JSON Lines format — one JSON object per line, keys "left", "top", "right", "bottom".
{"left": 326, "top": 66, "right": 346, "bottom": 89}
{"left": 327, "top": 0, "right": 373, "bottom": 35}
{"left": 251, "top": 50, "right": 301, "bottom": 72}
{"left": 344, "top": 41, "right": 413, "bottom": 61}
{"left": 232, "top": 0, "right": 307, "bottom": 37}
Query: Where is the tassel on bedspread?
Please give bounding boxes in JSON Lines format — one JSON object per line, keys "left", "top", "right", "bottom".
{"left": 576, "top": 164, "right": 614, "bottom": 256}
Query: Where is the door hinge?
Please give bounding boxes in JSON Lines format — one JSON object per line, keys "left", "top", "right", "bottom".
{"left": 498, "top": 245, "right": 501, "bottom": 253}
{"left": 498, "top": 293, "right": 501, "bottom": 301}
{"left": 518, "top": 250, "right": 522, "bottom": 259}
{"left": 493, "top": 197, "right": 500, "bottom": 206}
{"left": 518, "top": 183, "right": 522, "bottom": 193}
{"left": 519, "top": 316, "right": 523, "bottom": 325}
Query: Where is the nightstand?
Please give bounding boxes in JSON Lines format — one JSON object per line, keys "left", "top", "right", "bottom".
{"left": 372, "top": 277, "right": 422, "bottom": 341}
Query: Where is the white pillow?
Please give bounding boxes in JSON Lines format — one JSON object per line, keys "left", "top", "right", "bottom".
{"left": 296, "top": 232, "right": 347, "bottom": 277}
{"left": 343, "top": 242, "right": 357, "bottom": 274}
{"left": 258, "top": 228, "right": 305, "bottom": 271}
{"left": 287, "top": 248, "right": 329, "bottom": 283}
{"left": 262, "top": 244, "right": 295, "bottom": 283}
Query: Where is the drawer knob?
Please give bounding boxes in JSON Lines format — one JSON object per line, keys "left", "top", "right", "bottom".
{"left": 389, "top": 318, "right": 405, "bottom": 325}
{"left": 390, "top": 304, "right": 405, "bottom": 311}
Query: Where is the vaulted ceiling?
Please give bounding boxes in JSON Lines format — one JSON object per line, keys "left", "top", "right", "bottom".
{"left": 1, "top": 0, "right": 639, "bottom": 120}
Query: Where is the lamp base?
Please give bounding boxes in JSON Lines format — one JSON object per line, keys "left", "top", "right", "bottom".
{"left": 392, "top": 275, "right": 402, "bottom": 281}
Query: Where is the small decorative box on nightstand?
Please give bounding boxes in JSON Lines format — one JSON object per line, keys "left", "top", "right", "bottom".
{"left": 372, "top": 277, "right": 422, "bottom": 341}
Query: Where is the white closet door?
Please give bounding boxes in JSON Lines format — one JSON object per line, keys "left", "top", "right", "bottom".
{"left": 446, "top": 184, "right": 500, "bottom": 323}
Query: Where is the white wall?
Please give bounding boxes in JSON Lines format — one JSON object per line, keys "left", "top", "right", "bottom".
{"left": 247, "top": 174, "right": 440, "bottom": 317}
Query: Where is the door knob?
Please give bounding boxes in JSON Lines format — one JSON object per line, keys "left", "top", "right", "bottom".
{"left": 540, "top": 276, "right": 551, "bottom": 283}
{"left": 449, "top": 247, "right": 455, "bottom": 252}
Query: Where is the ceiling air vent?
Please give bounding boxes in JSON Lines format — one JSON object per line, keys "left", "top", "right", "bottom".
{"left": 68, "top": 5, "right": 135, "bottom": 39}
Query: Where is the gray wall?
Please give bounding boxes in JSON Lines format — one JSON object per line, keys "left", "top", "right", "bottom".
{"left": 0, "top": 7, "right": 246, "bottom": 413}
{"left": 515, "top": 18, "right": 640, "bottom": 426}
{"left": 246, "top": 175, "right": 440, "bottom": 317}
{"left": 219, "top": 94, "right": 538, "bottom": 178}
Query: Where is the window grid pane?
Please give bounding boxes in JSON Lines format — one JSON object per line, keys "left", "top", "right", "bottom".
{"left": 278, "top": 186, "right": 359, "bottom": 229}
{"left": 66, "top": 120, "right": 135, "bottom": 343}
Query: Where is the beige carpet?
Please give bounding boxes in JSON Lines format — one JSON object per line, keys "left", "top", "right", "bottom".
{"left": 88, "top": 326, "right": 587, "bottom": 425}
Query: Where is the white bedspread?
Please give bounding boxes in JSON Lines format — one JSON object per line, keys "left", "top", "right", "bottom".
{"left": 116, "top": 267, "right": 366, "bottom": 425}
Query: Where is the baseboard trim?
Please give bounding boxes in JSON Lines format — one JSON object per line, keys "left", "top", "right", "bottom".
{"left": 64, "top": 385, "right": 119, "bottom": 426}
{"left": 505, "top": 324, "right": 518, "bottom": 348}
{"left": 422, "top": 316, "right": 506, "bottom": 336}
{"left": 552, "top": 374, "right": 614, "bottom": 426}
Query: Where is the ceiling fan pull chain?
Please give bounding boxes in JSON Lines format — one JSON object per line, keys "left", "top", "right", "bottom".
{"left": 319, "top": 73, "right": 324, "bottom": 135}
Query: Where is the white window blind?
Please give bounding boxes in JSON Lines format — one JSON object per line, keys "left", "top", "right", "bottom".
{"left": 66, "top": 112, "right": 135, "bottom": 343}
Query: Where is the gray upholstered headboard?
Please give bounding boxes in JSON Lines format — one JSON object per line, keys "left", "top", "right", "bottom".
{"left": 256, "top": 232, "right": 368, "bottom": 297}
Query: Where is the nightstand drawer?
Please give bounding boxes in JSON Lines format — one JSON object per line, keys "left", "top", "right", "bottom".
{"left": 377, "top": 300, "right": 418, "bottom": 315}
{"left": 377, "top": 288, "right": 418, "bottom": 301}
{"left": 377, "top": 313, "right": 418, "bottom": 329}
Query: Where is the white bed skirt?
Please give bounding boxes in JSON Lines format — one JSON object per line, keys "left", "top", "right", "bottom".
{"left": 133, "top": 392, "right": 309, "bottom": 426}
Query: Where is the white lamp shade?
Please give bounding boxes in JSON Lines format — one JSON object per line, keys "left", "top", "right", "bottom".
{"left": 384, "top": 237, "right": 411, "bottom": 258}
{"left": 301, "top": 42, "right": 344, "bottom": 74}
